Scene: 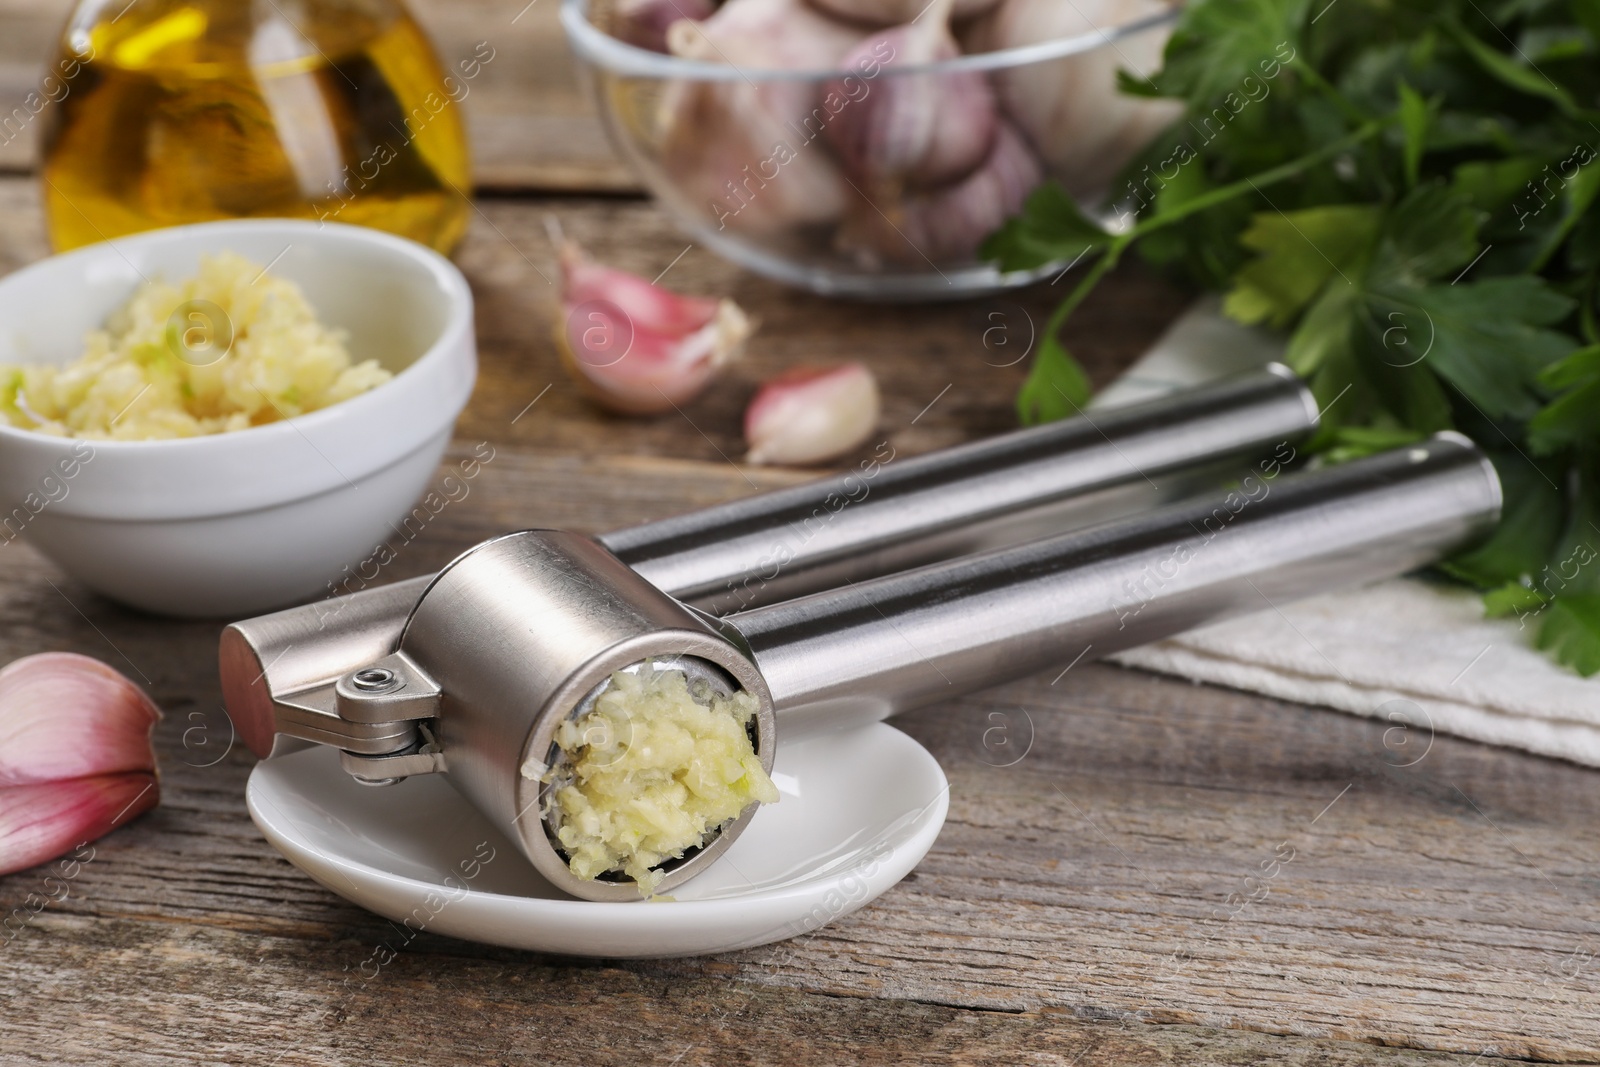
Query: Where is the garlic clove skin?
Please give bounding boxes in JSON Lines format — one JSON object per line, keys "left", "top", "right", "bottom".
{"left": 825, "top": 0, "right": 998, "bottom": 193}
{"left": 962, "top": 0, "right": 1182, "bottom": 202}
{"left": 837, "top": 119, "right": 1042, "bottom": 267}
{"left": 610, "top": 0, "right": 715, "bottom": 53}
{"left": 806, "top": 0, "right": 1003, "bottom": 24}
{"left": 561, "top": 238, "right": 723, "bottom": 338}
{"left": 0, "top": 653, "right": 160, "bottom": 788}
{"left": 657, "top": 83, "right": 856, "bottom": 237}
{"left": 658, "top": 0, "right": 866, "bottom": 236}
{"left": 745, "top": 362, "right": 880, "bottom": 466}
{"left": 0, "top": 652, "right": 161, "bottom": 875}
{"left": 666, "top": 0, "right": 865, "bottom": 71}
{"left": 0, "top": 774, "right": 158, "bottom": 876}
{"left": 556, "top": 239, "right": 756, "bottom": 415}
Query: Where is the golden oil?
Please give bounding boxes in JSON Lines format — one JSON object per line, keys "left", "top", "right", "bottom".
{"left": 40, "top": 0, "right": 473, "bottom": 254}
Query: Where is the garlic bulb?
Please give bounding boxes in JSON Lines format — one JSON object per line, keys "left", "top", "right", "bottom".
{"left": 962, "top": 0, "right": 1182, "bottom": 202}
{"left": 610, "top": 0, "right": 714, "bottom": 52}
{"left": 825, "top": 0, "right": 997, "bottom": 194}
{"left": 806, "top": 0, "right": 1003, "bottom": 25}
{"left": 745, "top": 362, "right": 880, "bottom": 466}
{"left": 554, "top": 236, "right": 755, "bottom": 415}
{"left": 665, "top": 0, "right": 865, "bottom": 69}
{"left": 0, "top": 653, "right": 160, "bottom": 876}
{"left": 837, "top": 120, "right": 1041, "bottom": 267}
{"left": 658, "top": 0, "right": 866, "bottom": 237}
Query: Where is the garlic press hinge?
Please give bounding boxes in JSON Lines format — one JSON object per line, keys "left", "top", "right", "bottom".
{"left": 327, "top": 652, "right": 445, "bottom": 785}
{"left": 334, "top": 652, "right": 443, "bottom": 724}
{"left": 265, "top": 652, "right": 443, "bottom": 778}
{"left": 339, "top": 722, "right": 446, "bottom": 787}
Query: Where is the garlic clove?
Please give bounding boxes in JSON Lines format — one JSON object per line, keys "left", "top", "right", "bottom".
{"left": 961, "top": 0, "right": 1182, "bottom": 202}
{"left": 560, "top": 238, "right": 722, "bottom": 338}
{"left": 658, "top": 0, "right": 866, "bottom": 236}
{"left": 745, "top": 362, "right": 880, "bottom": 466}
{"left": 837, "top": 119, "right": 1042, "bottom": 267}
{"left": 0, "top": 773, "right": 158, "bottom": 876}
{"left": 0, "top": 652, "right": 161, "bottom": 876}
{"left": 806, "top": 0, "right": 1003, "bottom": 25}
{"left": 0, "top": 652, "right": 160, "bottom": 788}
{"left": 555, "top": 238, "right": 756, "bottom": 415}
{"left": 657, "top": 81, "right": 856, "bottom": 236}
{"left": 665, "top": 0, "right": 865, "bottom": 71}
{"left": 826, "top": 0, "right": 997, "bottom": 192}
{"left": 610, "top": 0, "right": 715, "bottom": 52}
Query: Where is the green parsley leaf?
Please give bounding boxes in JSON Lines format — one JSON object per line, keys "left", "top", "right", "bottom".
{"left": 1284, "top": 279, "right": 1361, "bottom": 377}
{"left": 1447, "top": 19, "right": 1582, "bottom": 117}
{"left": 1365, "top": 276, "right": 1575, "bottom": 421}
{"left": 1223, "top": 205, "right": 1380, "bottom": 327}
{"left": 1543, "top": 460, "right": 1600, "bottom": 597}
{"left": 981, "top": 184, "right": 1111, "bottom": 273}
{"left": 1528, "top": 150, "right": 1600, "bottom": 271}
{"left": 1152, "top": 0, "right": 1308, "bottom": 107}
{"left": 1452, "top": 157, "right": 1545, "bottom": 217}
{"left": 1529, "top": 344, "right": 1600, "bottom": 453}
{"left": 1367, "top": 185, "right": 1481, "bottom": 286}
{"left": 1482, "top": 580, "right": 1548, "bottom": 617}
{"left": 1537, "top": 594, "right": 1600, "bottom": 675}
{"left": 1016, "top": 336, "right": 1091, "bottom": 427}
{"left": 1397, "top": 82, "right": 1430, "bottom": 187}
{"left": 1321, "top": 424, "right": 1427, "bottom": 464}
{"left": 1574, "top": 0, "right": 1600, "bottom": 45}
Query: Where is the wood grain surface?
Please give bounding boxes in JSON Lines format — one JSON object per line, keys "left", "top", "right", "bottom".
{"left": 0, "top": 0, "right": 1597, "bottom": 1061}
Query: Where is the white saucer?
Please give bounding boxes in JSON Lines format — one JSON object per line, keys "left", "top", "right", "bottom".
{"left": 246, "top": 723, "right": 948, "bottom": 958}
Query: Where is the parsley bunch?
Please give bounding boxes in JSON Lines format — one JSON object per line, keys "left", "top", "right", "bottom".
{"left": 986, "top": 0, "right": 1600, "bottom": 675}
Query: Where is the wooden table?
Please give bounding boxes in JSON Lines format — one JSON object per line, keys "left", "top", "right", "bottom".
{"left": 2, "top": 3, "right": 1597, "bottom": 1063}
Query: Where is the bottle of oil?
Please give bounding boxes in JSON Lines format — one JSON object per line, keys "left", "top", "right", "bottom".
{"left": 40, "top": 0, "right": 472, "bottom": 254}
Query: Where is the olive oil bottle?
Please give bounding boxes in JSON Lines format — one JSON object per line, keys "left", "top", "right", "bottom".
{"left": 40, "top": 0, "right": 472, "bottom": 254}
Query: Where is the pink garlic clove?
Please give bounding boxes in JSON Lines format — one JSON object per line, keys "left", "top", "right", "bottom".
{"left": 555, "top": 238, "right": 756, "bottom": 416}
{"left": 745, "top": 362, "right": 880, "bottom": 466}
{"left": 657, "top": 82, "right": 856, "bottom": 236}
{"left": 806, "top": 0, "right": 1003, "bottom": 24}
{"left": 837, "top": 119, "right": 1042, "bottom": 267}
{"left": 665, "top": 0, "right": 865, "bottom": 71}
{"left": 961, "top": 0, "right": 1182, "bottom": 202}
{"left": 610, "top": 0, "right": 715, "bottom": 53}
{"left": 826, "top": 0, "right": 997, "bottom": 192}
{"left": 659, "top": 0, "right": 867, "bottom": 236}
{"left": 0, "top": 774, "right": 158, "bottom": 876}
{"left": 0, "top": 653, "right": 161, "bottom": 788}
{"left": 0, "top": 652, "right": 161, "bottom": 876}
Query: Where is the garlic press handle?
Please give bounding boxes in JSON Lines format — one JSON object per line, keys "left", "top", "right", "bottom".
{"left": 734, "top": 433, "right": 1501, "bottom": 738}
{"left": 220, "top": 367, "right": 1317, "bottom": 757}
{"left": 602, "top": 364, "right": 1318, "bottom": 613}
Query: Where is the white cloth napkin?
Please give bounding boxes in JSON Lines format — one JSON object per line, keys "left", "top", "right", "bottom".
{"left": 1094, "top": 300, "right": 1600, "bottom": 768}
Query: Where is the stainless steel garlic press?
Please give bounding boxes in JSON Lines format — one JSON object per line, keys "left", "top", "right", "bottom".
{"left": 219, "top": 367, "right": 1501, "bottom": 901}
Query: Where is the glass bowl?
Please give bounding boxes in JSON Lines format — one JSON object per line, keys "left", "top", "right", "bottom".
{"left": 561, "top": 0, "right": 1180, "bottom": 300}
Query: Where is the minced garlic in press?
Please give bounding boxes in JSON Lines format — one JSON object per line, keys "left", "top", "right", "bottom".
{"left": 528, "top": 666, "right": 778, "bottom": 895}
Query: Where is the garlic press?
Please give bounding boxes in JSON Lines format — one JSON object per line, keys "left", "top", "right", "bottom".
{"left": 219, "top": 368, "right": 1500, "bottom": 901}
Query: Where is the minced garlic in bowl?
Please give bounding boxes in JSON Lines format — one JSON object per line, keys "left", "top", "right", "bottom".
{"left": 530, "top": 666, "right": 779, "bottom": 896}
{"left": 0, "top": 251, "right": 391, "bottom": 440}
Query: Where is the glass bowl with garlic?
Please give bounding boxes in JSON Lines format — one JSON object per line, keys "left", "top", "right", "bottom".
{"left": 563, "top": 0, "right": 1180, "bottom": 299}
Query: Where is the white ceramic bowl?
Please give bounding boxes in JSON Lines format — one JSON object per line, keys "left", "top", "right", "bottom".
{"left": 0, "top": 220, "right": 477, "bottom": 618}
